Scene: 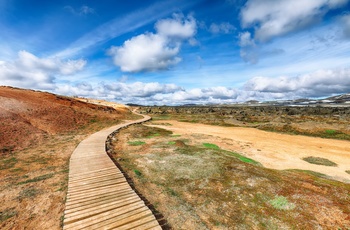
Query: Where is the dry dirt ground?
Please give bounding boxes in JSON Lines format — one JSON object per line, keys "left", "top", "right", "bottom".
{"left": 0, "top": 87, "right": 136, "bottom": 229}
{"left": 110, "top": 123, "right": 350, "bottom": 229}
{"left": 147, "top": 120, "right": 350, "bottom": 183}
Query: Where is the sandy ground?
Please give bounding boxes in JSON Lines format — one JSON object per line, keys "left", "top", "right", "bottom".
{"left": 148, "top": 120, "right": 350, "bottom": 183}
{"left": 75, "top": 98, "right": 129, "bottom": 110}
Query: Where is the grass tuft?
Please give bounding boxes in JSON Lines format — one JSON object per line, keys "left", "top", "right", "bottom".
{"left": 302, "top": 156, "right": 337, "bottom": 167}
{"left": 128, "top": 141, "right": 146, "bottom": 146}
{"left": 147, "top": 133, "right": 161, "bottom": 138}
{"left": 18, "top": 187, "right": 40, "bottom": 199}
{"left": 203, "top": 143, "right": 220, "bottom": 150}
{"left": 17, "top": 173, "right": 54, "bottom": 185}
{"left": 325, "top": 129, "right": 336, "bottom": 135}
{"left": 0, "top": 157, "right": 17, "bottom": 170}
{"left": 0, "top": 208, "right": 17, "bottom": 222}
{"left": 168, "top": 141, "right": 176, "bottom": 145}
{"left": 134, "top": 169, "right": 142, "bottom": 177}
{"left": 269, "top": 196, "right": 295, "bottom": 210}
{"left": 345, "top": 170, "right": 350, "bottom": 175}
{"left": 226, "top": 151, "right": 261, "bottom": 165}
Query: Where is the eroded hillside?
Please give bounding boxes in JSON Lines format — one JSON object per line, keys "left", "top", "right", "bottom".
{"left": 0, "top": 87, "right": 135, "bottom": 229}
{"left": 0, "top": 86, "right": 129, "bottom": 153}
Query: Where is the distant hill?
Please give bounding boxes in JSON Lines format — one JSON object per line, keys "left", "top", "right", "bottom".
{"left": 0, "top": 86, "right": 128, "bottom": 153}
{"left": 325, "top": 93, "right": 350, "bottom": 103}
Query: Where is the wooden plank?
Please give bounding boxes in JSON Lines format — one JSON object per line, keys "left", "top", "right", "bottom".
{"left": 63, "top": 114, "right": 162, "bottom": 230}
{"left": 64, "top": 203, "right": 148, "bottom": 230}
{"left": 66, "top": 190, "right": 134, "bottom": 209}
{"left": 66, "top": 187, "right": 132, "bottom": 206}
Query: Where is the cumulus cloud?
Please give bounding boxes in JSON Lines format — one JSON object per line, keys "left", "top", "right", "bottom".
{"left": 103, "top": 82, "right": 182, "bottom": 97}
{"left": 53, "top": 67, "right": 350, "bottom": 105}
{"left": 108, "top": 34, "right": 181, "bottom": 72}
{"left": 241, "top": 0, "right": 348, "bottom": 41}
{"left": 244, "top": 68, "right": 350, "bottom": 97}
{"left": 56, "top": 82, "right": 242, "bottom": 105}
{"left": 0, "top": 51, "right": 86, "bottom": 89}
{"left": 108, "top": 14, "right": 197, "bottom": 72}
{"left": 209, "top": 22, "right": 235, "bottom": 34}
{"left": 156, "top": 14, "right": 197, "bottom": 39}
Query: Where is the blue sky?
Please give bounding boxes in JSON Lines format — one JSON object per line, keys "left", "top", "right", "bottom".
{"left": 1, "top": 0, "right": 350, "bottom": 105}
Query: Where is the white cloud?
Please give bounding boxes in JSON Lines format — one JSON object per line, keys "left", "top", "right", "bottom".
{"left": 108, "top": 33, "right": 181, "bottom": 72}
{"left": 55, "top": 81, "right": 183, "bottom": 102}
{"left": 244, "top": 68, "right": 350, "bottom": 97}
{"left": 0, "top": 51, "right": 86, "bottom": 90}
{"left": 156, "top": 14, "right": 197, "bottom": 39}
{"left": 239, "top": 31, "right": 255, "bottom": 47}
{"left": 209, "top": 22, "right": 235, "bottom": 34}
{"left": 108, "top": 14, "right": 197, "bottom": 72}
{"left": 56, "top": 0, "right": 196, "bottom": 58}
{"left": 52, "top": 67, "right": 350, "bottom": 105}
{"left": 103, "top": 82, "right": 182, "bottom": 97}
{"left": 238, "top": 31, "right": 259, "bottom": 64}
{"left": 241, "top": 0, "right": 348, "bottom": 41}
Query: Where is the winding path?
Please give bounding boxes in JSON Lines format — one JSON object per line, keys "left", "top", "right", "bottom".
{"left": 63, "top": 114, "right": 162, "bottom": 230}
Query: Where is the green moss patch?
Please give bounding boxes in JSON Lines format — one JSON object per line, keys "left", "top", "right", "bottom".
{"left": 128, "top": 141, "right": 146, "bottom": 146}
{"left": 302, "top": 156, "right": 337, "bottom": 167}
{"left": 269, "top": 196, "right": 295, "bottom": 210}
{"left": 203, "top": 143, "right": 220, "bottom": 150}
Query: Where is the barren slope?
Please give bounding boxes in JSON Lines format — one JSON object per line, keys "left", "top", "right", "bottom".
{"left": 0, "top": 86, "right": 134, "bottom": 229}
{"left": 0, "top": 86, "right": 129, "bottom": 153}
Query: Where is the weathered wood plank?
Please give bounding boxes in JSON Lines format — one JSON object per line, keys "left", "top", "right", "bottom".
{"left": 63, "top": 114, "right": 161, "bottom": 230}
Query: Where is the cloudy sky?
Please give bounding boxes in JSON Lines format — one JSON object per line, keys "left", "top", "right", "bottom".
{"left": 1, "top": 0, "right": 350, "bottom": 105}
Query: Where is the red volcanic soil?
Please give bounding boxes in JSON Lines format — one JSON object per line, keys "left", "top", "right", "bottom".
{"left": 0, "top": 87, "right": 133, "bottom": 229}
{"left": 0, "top": 86, "right": 128, "bottom": 153}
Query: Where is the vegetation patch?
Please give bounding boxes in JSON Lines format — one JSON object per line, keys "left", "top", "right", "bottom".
{"left": 203, "top": 142, "right": 220, "bottom": 150}
{"left": 18, "top": 187, "right": 40, "bottom": 199}
{"left": 17, "top": 173, "right": 54, "bottom": 185}
{"left": 168, "top": 141, "right": 176, "bottom": 145}
{"left": 0, "top": 157, "right": 17, "bottom": 170}
{"left": 325, "top": 129, "right": 336, "bottom": 135}
{"left": 130, "top": 125, "right": 172, "bottom": 138}
{"left": 269, "top": 196, "right": 295, "bottom": 210}
{"left": 226, "top": 151, "right": 261, "bottom": 166}
{"left": 0, "top": 208, "right": 17, "bottom": 222}
{"left": 302, "top": 156, "right": 337, "bottom": 167}
{"left": 147, "top": 133, "right": 161, "bottom": 138}
{"left": 128, "top": 141, "right": 146, "bottom": 146}
{"left": 286, "top": 169, "right": 328, "bottom": 178}
{"left": 134, "top": 169, "right": 142, "bottom": 177}
{"left": 151, "top": 115, "right": 170, "bottom": 120}
{"left": 345, "top": 170, "right": 350, "bottom": 175}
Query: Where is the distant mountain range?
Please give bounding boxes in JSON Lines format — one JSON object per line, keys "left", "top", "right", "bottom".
{"left": 126, "top": 93, "right": 350, "bottom": 107}
{"left": 262, "top": 93, "right": 350, "bottom": 106}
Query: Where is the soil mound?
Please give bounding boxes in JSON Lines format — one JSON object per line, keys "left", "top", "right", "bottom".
{"left": 0, "top": 86, "right": 129, "bottom": 153}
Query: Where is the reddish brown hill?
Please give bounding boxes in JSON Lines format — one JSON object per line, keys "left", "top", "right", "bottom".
{"left": 0, "top": 86, "right": 129, "bottom": 153}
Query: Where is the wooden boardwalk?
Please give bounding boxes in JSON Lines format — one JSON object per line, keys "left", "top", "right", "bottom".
{"left": 63, "top": 114, "right": 162, "bottom": 230}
